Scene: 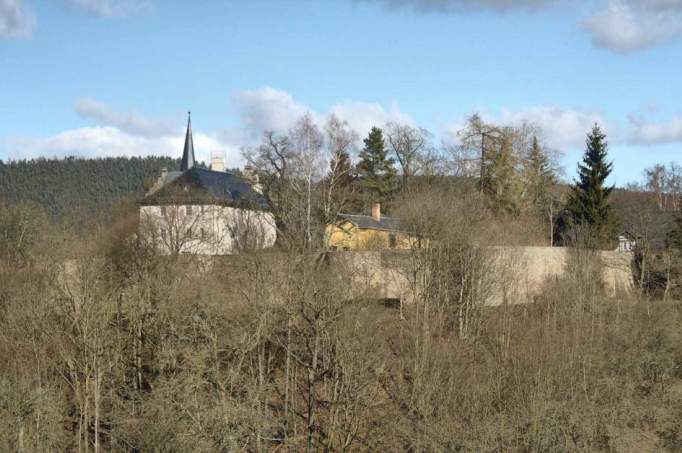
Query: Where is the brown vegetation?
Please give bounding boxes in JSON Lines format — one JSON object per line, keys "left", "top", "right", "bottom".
{"left": 1, "top": 188, "right": 681, "bottom": 453}
{"left": 1, "top": 116, "right": 680, "bottom": 451}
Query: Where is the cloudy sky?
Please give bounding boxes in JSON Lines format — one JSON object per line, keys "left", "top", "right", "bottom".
{"left": 1, "top": 0, "right": 681, "bottom": 185}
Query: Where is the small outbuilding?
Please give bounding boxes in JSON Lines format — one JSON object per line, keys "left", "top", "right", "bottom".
{"left": 325, "top": 203, "right": 422, "bottom": 251}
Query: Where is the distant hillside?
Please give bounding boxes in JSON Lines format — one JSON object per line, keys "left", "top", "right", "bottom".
{"left": 0, "top": 156, "right": 180, "bottom": 219}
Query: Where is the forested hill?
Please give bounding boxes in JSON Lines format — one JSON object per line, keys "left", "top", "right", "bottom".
{"left": 0, "top": 156, "right": 180, "bottom": 218}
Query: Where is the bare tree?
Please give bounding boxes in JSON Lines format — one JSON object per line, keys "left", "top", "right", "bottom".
{"left": 642, "top": 162, "right": 682, "bottom": 212}
{"left": 243, "top": 130, "right": 299, "bottom": 248}
{"left": 456, "top": 114, "right": 502, "bottom": 192}
{"left": 243, "top": 114, "right": 328, "bottom": 251}
{"left": 289, "top": 114, "right": 326, "bottom": 249}
{"left": 665, "top": 162, "right": 681, "bottom": 211}
{"left": 645, "top": 163, "right": 667, "bottom": 210}
{"left": 322, "top": 115, "right": 358, "bottom": 229}
{"left": 385, "top": 122, "right": 432, "bottom": 188}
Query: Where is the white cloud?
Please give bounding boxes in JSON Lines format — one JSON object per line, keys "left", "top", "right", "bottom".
{"left": 356, "top": 0, "right": 559, "bottom": 13}
{"left": 4, "top": 100, "right": 242, "bottom": 167}
{"left": 3, "top": 89, "right": 416, "bottom": 167}
{"left": 233, "top": 87, "right": 313, "bottom": 140}
{"left": 3, "top": 90, "right": 623, "bottom": 173}
{"left": 4, "top": 93, "right": 608, "bottom": 170}
{"left": 0, "top": 0, "right": 34, "bottom": 38}
{"left": 330, "top": 100, "right": 413, "bottom": 139}
{"left": 0, "top": 0, "right": 150, "bottom": 40}
{"left": 446, "top": 105, "right": 606, "bottom": 150}
{"left": 498, "top": 106, "right": 607, "bottom": 149}
{"left": 358, "top": 0, "right": 682, "bottom": 53}
{"left": 583, "top": 0, "right": 682, "bottom": 53}
{"left": 4, "top": 126, "right": 242, "bottom": 167}
{"left": 628, "top": 114, "right": 682, "bottom": 144}
{"left": 232, "top": 89, "right": 609, "bottom": 155}
{"left": 74, "top": 98, "right": 177, "bottom": 138}
{"left": 232, "top": 86, "right": 412, "bottom": 142}
{"left": 61, "top": 0, "right": 151, "bottom": 17}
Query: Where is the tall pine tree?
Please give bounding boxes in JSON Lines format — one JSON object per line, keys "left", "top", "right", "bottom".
{"left": 564, "top": 124, "right": 615, "bottom": 247}
{"left": 356, "top": 127, "right": 398, "bottom": 208}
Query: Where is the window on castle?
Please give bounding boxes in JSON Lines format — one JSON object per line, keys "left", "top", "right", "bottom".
{"left": 200, "top": 228, "right": 206, "bottom": 240}
{"left": 160, "top": 206, "right": 166, "bottom": 217}
{"left": 389, "top": 233, "right": 397, "bottom": 249}
{"left": 186, "top": 206, "right": 193, "bottom": 216}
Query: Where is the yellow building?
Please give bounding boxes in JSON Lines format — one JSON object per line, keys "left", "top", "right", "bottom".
{"left": 325, "top": 203, "right": 422, "bottom": 251}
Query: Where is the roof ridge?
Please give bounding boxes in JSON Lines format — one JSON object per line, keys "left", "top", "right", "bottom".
{"left": 340, "top": 212, "right": 399, "bottom": 219}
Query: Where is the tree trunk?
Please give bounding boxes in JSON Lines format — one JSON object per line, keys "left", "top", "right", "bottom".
{"left": 94, "top": 369, "right": 101, "bottom": 453}
{"left": 284, "top": 315, "right": 292, "bottom": 442}
{"left": 83, "top": 377, "right": 90, "bottom": 453}
{"left": 307, "top": 330, "right": 320, "bottom": 453}
{"left": 136, "top": 318, "right": 143, "bottom": 391}
{"left": 18, "top": 423, "right": 24, "bottom": 453}
{"left": 663, "top": 251, "right": 672, "bottom": 302}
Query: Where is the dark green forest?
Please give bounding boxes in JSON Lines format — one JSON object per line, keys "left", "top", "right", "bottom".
{"left": 0, "top": 156, "right": 179, "bottom": 219}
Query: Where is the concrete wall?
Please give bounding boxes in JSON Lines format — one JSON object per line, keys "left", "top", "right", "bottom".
{"left": 328, "top": 247, "right": 634, "bottom": 305}
{"left": 56, "top": 247, "right": 634, "bottom": 309}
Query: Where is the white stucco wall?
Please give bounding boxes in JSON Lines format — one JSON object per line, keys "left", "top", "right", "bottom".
{"left": 139, "top": 204, "right": 276, "bottom": 255}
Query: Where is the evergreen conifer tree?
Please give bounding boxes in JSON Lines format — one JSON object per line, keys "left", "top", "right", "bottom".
{"left": 564, "top": 124, "right": 615, "bottom": 247}
{"left": 357, "top": 127, "right": 398, "bottom": 208}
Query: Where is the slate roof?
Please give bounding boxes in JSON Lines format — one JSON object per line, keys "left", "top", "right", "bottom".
{"left": 141, "top": 167, "right": 268, "bottom": 209}
{"left": 338, "top": 213, "right": 407, "bottom": 233}
{"left": 141, "top": 112, "right": 267, "bottom": 210}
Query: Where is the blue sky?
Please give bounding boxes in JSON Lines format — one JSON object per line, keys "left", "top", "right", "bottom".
{"left": 1, "top": 0, "right": 681, "bottom": 185}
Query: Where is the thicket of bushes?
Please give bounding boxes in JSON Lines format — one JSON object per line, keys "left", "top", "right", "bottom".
{"left": 1, "top": 191, "right": 681, "bottom": 452}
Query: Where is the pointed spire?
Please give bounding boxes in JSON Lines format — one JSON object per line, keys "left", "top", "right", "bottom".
{"left": 180, "top": 110, "right": 195, "bottom": 171}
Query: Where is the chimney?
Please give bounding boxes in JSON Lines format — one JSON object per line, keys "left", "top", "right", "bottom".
{"left": 210, "top": 154, "right": 225, "bottom": 172}
{"left": 243, "top": 165, "right": 263, "bottom": 193}
{"left": 243, "top": 165, "right": 257, "bottom": 183}
{"left": 372, "top": 203, "right": 381, "bottom": 222}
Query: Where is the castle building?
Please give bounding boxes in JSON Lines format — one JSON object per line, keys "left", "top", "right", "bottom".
{"left": 139, "top": 113, "right": 276, "bottom": 255}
